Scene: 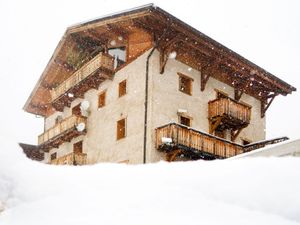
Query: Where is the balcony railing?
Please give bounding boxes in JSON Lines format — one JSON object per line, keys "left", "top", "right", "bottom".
{"left": 51, "top": 52, "right": 114, "bottom": 111}
{"left": 156, "top": 123, "right": 244, "bottom": 159}
{"left": 38, "top": 115, "right": 87, "bottom": 150}
{"left": 50, "top": 152, "right": 87, "bottom": 165}
{"left": 208, "top": 97, "right": 251, "bottom": 128}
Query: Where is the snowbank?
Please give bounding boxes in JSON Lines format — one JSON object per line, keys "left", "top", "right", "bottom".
{"left": 0, "top": 138, "right": 300, "bottom": 225}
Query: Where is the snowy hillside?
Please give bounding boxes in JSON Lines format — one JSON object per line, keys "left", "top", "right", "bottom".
{"left": 0, "top": 140, "right": 300, "bottom": 225}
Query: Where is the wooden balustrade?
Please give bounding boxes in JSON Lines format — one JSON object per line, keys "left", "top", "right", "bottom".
{"left": 38, "top": 115, "right": 87, "bottom": 150}
{"left": 51, "top": 52, "right": 114, "bottom": 111}
{"left": 208, "top": 97, "right": 251, "bottom": 124}
{"left": 156, "top": 123, "right": 244, "bottom": 159}
{"left": 50, "top": 152, "right": 87, "bottom": 165}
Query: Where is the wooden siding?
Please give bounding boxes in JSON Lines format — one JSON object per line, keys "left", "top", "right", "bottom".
{"left": 51, "top": 52, "right": 114, "bottom": 111}
{"left": 208, "top": 97, "right": 251, "bottom": 124}
{"left": 50, "top": 152, "right": 87, "bottom": 165}
{"left": 156, "top": 123, "right": 244, "bottom": 159}
{"left": 38, "top": 115, "right": 86, "bottom": 147}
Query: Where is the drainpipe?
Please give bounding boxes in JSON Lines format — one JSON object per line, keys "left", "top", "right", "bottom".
{"left": 143, "top": 28, "right": 171, "bottom": 164}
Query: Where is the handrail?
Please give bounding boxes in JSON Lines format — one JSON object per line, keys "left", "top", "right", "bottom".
{"left": 50, "top": 152, "right": 87, "bottom": 165}
{"left": 155, "top": 123, "right": 288, "bottom": 159}
{"left": 38, "top": 115, "right": 86, "bottom": 145}
{"left": 156, "top": 123, "right": 244, "bottom": 158}
{"left": 51, "top": 52, "right": 114, "bottom": 101}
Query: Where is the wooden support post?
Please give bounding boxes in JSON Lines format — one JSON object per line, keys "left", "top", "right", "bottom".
{"left": 209, "top": 117, "right": 222, "bottom": 134}
{"left": 159, "top": 50, "right": 168, "bottom": 74}
{"left": 201, "top": 72, "right": 211, "bottom": 91}
{"left": 234, "top": 89, "right": 243, "bottom": 101}
{"left": 231, "top": 128, "right": 243, "bottom": 142}
{"left": 261, "top": 94, "right": 277, "bottom": 118}
{"left": 166, "top": 149, "right": 182, "bottom": 162}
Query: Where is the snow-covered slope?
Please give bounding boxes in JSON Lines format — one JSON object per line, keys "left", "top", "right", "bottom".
{"left": 0, "top": 139, "right": 300, "bottom": 225}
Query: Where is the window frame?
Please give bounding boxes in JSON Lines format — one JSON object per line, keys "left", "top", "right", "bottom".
{"left": 116, "top": 118, "right": 126, "bottom": 140}
{"left": 118, "top": 79, "right": 127, "bottom": 98}
{"left": 178, "top": 115, "right": 192, "bottom": 127}
{"left": 178, "top": 73, "right": 193, "bottom": 95}
{"left": 98, "top": 90, "right": 106, "bottom": 108}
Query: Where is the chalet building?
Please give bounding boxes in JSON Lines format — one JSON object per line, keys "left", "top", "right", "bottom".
{"left": 21, "top": 4, "right": 296, "bottom": 165}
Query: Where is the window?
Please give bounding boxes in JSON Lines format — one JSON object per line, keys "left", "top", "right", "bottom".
{"left": 50, "top": 152, "right": 57, "bottom": 160}
{"left": 178, "top": 73, "right": 193, "bottom": 95}
{"left": 117, "top": 118, "right": 126, "bottom": 140}
{"left": 119, "top": 80, "right": 127, "bottom": 97}
{"left": 73, "top": 141, "right": 83, "bottom": 154}
{"left": 98, "top": 91, "right": 106, "bottom": 108}
{"left": 179, "top": 116, "right": 191, "bottom": 127}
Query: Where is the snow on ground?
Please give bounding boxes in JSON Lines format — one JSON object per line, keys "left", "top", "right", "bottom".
{"left": 0, "top": 138, "right": 300, "bottom": 225}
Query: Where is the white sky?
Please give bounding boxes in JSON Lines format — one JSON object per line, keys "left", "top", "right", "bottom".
{"left": 0, "top": 0, "right": 299, "bottom": 145}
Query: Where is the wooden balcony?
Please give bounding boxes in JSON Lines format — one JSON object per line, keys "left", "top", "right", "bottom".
{"left": 38, "top": 115, "right": 87, "bottom": 151}
{"left": 208, "top": 97, "right": 251, "bottom": 136}
{"left": 51, "top": 52, "right": 114, "bottom": 111}
{"left": 156, "top": 123, "right": 244, "bottom": 161}
{"left": 50, "top": 152, "right": 87, "bottom": 165}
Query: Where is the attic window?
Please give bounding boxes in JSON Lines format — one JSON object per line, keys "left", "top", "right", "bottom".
{"left": 178, "top": 73, "right": 193, "bottom": 95}
{"left": 108, "top": 47, "right": 126, "bottom": 69}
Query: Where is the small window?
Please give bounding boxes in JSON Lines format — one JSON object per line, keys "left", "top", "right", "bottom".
{"left": 119, "top": 80, "right": 127, "bottom": 97}
{"left": 50, "top": 152, "right": 57, "bottom": 160}
{"left": 178, "top": 73, "right": 193, "bottom": 95}
{"left": 98, "top": 91, "right": 106, "bottom": 108}
{"left": 179, "top": 116, "right": 191, "bottom": 127}
{"left": 117, "top": 118, "right": 126, "bottom": 140}
{"left": 73, "top": 141, "right": 83, "bottom": 154}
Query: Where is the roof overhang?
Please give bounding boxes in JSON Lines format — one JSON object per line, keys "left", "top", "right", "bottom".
{"left": 24, "top": 4, "right": 296, "bottom": 117}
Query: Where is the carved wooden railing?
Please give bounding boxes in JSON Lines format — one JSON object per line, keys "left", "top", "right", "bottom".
{"left": 208, "top": 97, "right": 251, "bottom": 124}
{"left": 51, "top": 52, "right": 114, "bottom": 101}
{"left": 38, "top": 115, "right": 86, "bottom": 145}
{"left": 156, "top": 123, "right": 244, "bottom": 158}
{"left": 50, "top": 152, "right": 87, "bottom": 165}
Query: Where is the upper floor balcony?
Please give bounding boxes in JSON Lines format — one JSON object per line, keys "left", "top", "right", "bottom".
{"left": 51, "top": 52, "right": 114, "bottom": 111}
{"left": 38, "top": 115, "right": 87, "bottom": 151}
{"left": 208, "top": 96, "right": 251, "bottom": 133}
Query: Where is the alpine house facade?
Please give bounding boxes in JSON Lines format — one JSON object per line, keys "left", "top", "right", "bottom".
{"left": 22, "top": 4, "right": 296, "bottom": 165}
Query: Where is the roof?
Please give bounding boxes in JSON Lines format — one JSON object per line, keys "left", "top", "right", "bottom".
{"left": 24, "top": 4, "right": 296, "bottom": 117}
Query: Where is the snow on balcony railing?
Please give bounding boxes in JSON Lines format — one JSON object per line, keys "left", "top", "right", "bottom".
{"left": 51, "top": 52, "right": 114, "bottom": 101}
{"left": 38, "top": 115, "right": 86, "bottom": 145}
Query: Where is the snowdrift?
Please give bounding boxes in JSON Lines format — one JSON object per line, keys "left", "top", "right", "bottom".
{"left": 0, "top": 139, "right": 300, "bottom": 225}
